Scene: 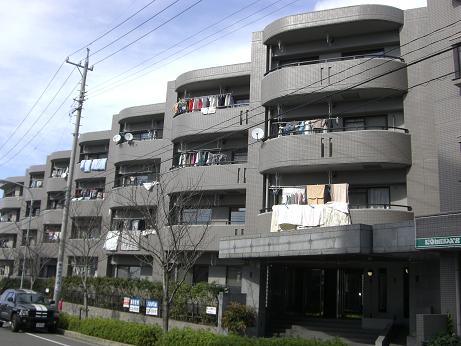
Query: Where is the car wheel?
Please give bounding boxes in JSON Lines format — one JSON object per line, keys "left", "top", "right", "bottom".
{"left": 47, "top": 323, "right": 57, "bottom": 333}
{"left": 11, "top": 314, "right": 20, "bottom": 332}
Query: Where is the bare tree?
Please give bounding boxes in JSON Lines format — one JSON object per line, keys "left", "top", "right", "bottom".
{"left": 112, "top": 171, "right": 211, "bottom": 331}
{"left": 0, "top": 222, "right": 57, "bottom": 289}
{"left": 65, "top": 199, "right": 109, "bottom": 317}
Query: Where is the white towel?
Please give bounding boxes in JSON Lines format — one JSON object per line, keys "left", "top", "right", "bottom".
{"left": 120, "top": 230, "right": 141, "bottom": 251}
{"left": 103, "top": 231, "right": 120, "bottom": 251}
{"left": 143, "top": 181, "right": 159, "bottom": 191}
{"left": 91, "top": 158, "right": 107, "bottom": 171}
{"left": 81, "top": 159, "right": 92, "bottom": 173}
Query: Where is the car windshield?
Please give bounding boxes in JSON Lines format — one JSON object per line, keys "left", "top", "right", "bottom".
{"left": 16, "top": 293, "right": 49, "bottom": 305}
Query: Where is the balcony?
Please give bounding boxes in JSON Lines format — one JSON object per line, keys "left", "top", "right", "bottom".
{"left": 171, "top": 105, "right": 251, "bottom": 141}
{"left": 0, "top": 197, "right": 22, "bottom": 210}
{"left": 111, "top": 138, "right": 168, "bottom": 164}
{"left": 259, "top": 129, "right": 411, "bottom": 173}
{"left": 168, "top": 163, "right": 247, "bottom": 194}
{"left": 256, "top": 205, "right": 413, "bottom": 232}
{"left": 42, "top": 209, "right": 63, "bottom": 225}
{"left": 108, "top": 185, "right": 158, "bottom": 209}
{"left": 45, "top": 177, "right": 67, "bottom": 192}
{"left": 262, "top": 5, "right": 403, "bottom": 45}
{"left": 261, "top": 56, "right": 407, "bottom": 106}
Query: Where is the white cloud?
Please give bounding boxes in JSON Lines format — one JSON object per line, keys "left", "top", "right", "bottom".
{"left": 314, "top": 0, "right": 427, "bottom": 11}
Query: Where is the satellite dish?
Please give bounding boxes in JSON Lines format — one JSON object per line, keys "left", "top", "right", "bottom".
{"left": 124, "top": 132, "right": 134, "bottom": 142}
{"left": 113, "top": 134, "right": 122, "bottom": 143}
{"left": 251, "top": 128, "right": 264, "bottom": 141}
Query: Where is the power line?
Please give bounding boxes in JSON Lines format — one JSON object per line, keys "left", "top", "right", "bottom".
{"left": 68, "top": 0, "right": 159, "bottom": 58}
{"left": 0, "top": 61, "right": 66, "bottom": 150}
{"left": 89, "top": 0, "right": 296, "bottom": 96}
{"left": 89, "top": 0, "right": 264, "bottom": 91}
{"left": 93, "top": 0, "right": 204, "bottom": 65}
{"left": 0, "top": 68, "right": 78, "bottom": 163}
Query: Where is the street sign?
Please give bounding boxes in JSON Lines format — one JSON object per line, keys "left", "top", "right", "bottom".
{"left": 129, "top": 297, "right": 140, "bottom": 313}
{"left": 206, "top": 306, "right": 217, "bottom": 315}
{"left": 146, "top": 300, "right": 159, "bottom": 316}
{"left": 416, "top": 235, "right": 461, "bottom": 249}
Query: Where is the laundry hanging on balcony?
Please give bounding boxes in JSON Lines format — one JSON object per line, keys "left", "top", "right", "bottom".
{"left": 177, "top": 150, "right": 231, "bottom": 167}
{"left": 120, "top": 230, "right": 141, "bottom": 251}
{"left": 91, "top": 158, "right": 107, "bottom": 171}
{"left": 173, "top": 93, "right": 234, "bottom": 116}
{"left": 277, "top": 118, "right": 328, "bottom": 136}
{"left": 103, "top": 230, "right": 120, "bottom": 251}
{"left": 270, "top": 183, "right": 350, "bottom": 231}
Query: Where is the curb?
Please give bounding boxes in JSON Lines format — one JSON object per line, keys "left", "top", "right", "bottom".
{"left": 58, "top": 329, "right": 133, "bottom": 346}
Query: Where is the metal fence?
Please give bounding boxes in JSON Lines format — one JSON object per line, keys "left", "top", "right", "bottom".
{"left": 62, "top": 289, "right": 218, "bottom": 326}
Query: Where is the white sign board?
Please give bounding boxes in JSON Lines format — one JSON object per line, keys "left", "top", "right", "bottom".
{"left": 206, "top": 306, "right": 217, "bottom": 315}
{"left": 123, "top": 297, "right": 130, "bottom": 308}
{"left": 129, "top": 298, "right": 140, "bottom": 313}
{"left": 146, "top": 300, "right": 159, "bottom": 316}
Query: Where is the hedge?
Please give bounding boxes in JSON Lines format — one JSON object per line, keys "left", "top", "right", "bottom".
{"left": 58, "top": 315, "right": 346, "bottom": 346}
{"left": 427, "top": 334, "right": 461, "bottom": 346}
{"left": 156, "top": 328, "right": 346, "bottom": 346}
{"left": 58, "top": 313, "right": 163, "bottom": 346}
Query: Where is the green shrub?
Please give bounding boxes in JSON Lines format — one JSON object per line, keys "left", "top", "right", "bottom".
{"left": 58, "top": 313, "right": 163, "bottom": 346}
{"left": 222, "top": 302, "right": 256, "bottom": 335}
{"left": 428, "top": 334, "right": 461, "bottom": 346}
{"left": 157, "top": 328, "right": 218, "bottom": 346}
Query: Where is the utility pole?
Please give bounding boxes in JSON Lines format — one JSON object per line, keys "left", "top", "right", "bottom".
{"left": 53, "top": 48, "right": 93, "bottom": 303}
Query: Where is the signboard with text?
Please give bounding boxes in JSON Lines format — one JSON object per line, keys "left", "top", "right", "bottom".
{"left": 206, "top": 306, "right": 217, "bottom": 315}
{"left": 129, "top": 298, "right": 140, "bottom": 313}
{"left": 146, "top": 300, "right": 159, "bottom": 316}
{"left": 123, "top": 297, "right": 130, "bottom": 308}
{"left": 416, "top": 235, "right": 461, "bottom": 249}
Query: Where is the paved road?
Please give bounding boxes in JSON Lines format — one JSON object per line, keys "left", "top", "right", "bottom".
{"left": 0, "top": 323, "right": 94, "bottom": 346}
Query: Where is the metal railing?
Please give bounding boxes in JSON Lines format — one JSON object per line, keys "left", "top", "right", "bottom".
{"left": 264, "top": 54, "right": 405, "bottom": 76}
{"left": 264, "top": 124, "right": 408, "bottom": 141}
{"left": 259, "top": 203, "right": 412, "bottom": 214}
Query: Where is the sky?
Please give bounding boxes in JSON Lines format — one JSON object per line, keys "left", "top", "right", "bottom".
{"left": 0, "top": 0, "right": 427, "bottom": 179}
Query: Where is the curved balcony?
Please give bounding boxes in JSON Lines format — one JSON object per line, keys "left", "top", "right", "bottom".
{"left": 73, "top": 162, "right": 108, "bottom": 181}
{"left": 263, "top": 5, "right": 403, "bottom": 45}
{"left": 46, "top": 177, "right": 67, "bottom": 192}
{"left": 42, "top": 209, "right": 63, "bottom": 225}
{"left": 167, "top": 164, "right": 247, "bottom": 194}
{"left": 256, "top": 205, "right": 413, "bottom": 231}
{"left": 79, "top": 130, "right": 111, "bottom": 144}
{"left": 0, "top": 222, "right": 18, "bottom": 234}
{"left": 0, "top": 197, "right": 22, "bottom": 210}
{"left": 175, "top": 63, "right": 251, "bottom": 92}
{"left": 70, "top": 199, "right": 106, "bottom": 217}
{"left": 118, "top": 103, "right": 165, "bottom": 123}
{"left": 261, "top": 57, "right": 407, "bottom": 106}
{"left": 108, "top": 186, "right": 158, "bottom": 209}
{"left": 259, "top": 129, "right": 411, "bottom": 173}
{"left": 171, "top": 106, "right": 251, "bottom": 141}
{"left": 110, "top": 139, "right": 169, "bottom": 164}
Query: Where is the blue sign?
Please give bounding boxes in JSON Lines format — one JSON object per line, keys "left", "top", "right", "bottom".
{"left": 146, "top": 299, "right": 159, "bottom": 316}
{"left": 129, "top": 297, "right": 140, "bottom": 313}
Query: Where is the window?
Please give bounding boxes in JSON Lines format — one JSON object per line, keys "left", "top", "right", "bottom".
{"left": 50, "top": 160, "right": 69, "bottom": 178}
{"left": 230, "top": 207, "right": 246, "bottom": 224}
{"left": 378, "top": 268, "right": 388, "bottom": 312}
{"left": 43, "top": 225, "right": 61, "bottom": 243}
{"left": 181, "top": 208, "right": 212, "bottom": 225}
{"left": 47, "top": 192, "right": 65, "bottom": 209}
{"left": 342, "top": 48, "right": 385, "bottom": 58}
{"left": 21, "top": 230, "right": 37, "bottom": 246}
{"left": 226, "top": 266, "right": 242, "bottom": 293}
{"left": 344, "top": 115, "right": 387, "bottom": 131}
{"left": 71, "top": 217, "right": 102, "bottom": 239}
{"left": 0, "top": 209, "right": 20, "bottom": 222}
{"left": 193, "top": 265, "right": 209, "bottom": 283}
{"left": 68, "top": 257, "right": 98, "bottom": 277}
{"left": 25, "top": 201, "right": 41, "bottom": 217}
{"left": 349, "top": 187, "right": 390, "bottom": 209}
{"left": 0, "top": 235, "right": 16, "bottom": 248}
{"left": 29, "top": 173, "right": 44, "bottom": 188}
{"left": 454, "top": 44, "right": 461, "bottom": 79}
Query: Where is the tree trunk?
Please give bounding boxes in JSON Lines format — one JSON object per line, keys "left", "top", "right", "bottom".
{"left": 162, "top": 270, "right": 169, "bottom": 331}
{"left": 29, "top": 278, "right": 34, "bottom": 290}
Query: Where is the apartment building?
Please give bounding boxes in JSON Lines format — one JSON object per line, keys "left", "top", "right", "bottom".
{"left": 1, "top": 1, "right": 460, "bottom": 344}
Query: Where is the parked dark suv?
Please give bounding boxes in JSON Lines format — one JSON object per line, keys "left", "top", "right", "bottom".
{"left": 0, "top": 289, "right": 58, "bottom": 332}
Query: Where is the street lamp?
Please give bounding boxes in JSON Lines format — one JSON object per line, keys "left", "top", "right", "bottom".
{"left": 0, "top": 179, "right": 34, "bottom": 289}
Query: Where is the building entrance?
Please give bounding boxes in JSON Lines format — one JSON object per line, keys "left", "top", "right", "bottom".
{"left": 269, "top": 264, "right": 363, "bottom": 320}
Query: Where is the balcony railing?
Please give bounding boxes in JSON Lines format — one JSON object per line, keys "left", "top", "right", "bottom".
{"left": 265, "top": 123, "right": 408, "bottom": 141}
{"left": 265, "top": 54, "right": 405, "bottom": 76}
{"left": 259, "top": 203, "right": 412, "bottom": 213}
